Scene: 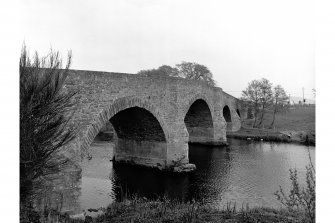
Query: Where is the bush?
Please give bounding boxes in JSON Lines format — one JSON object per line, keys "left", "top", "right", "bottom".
{"left": 274, "top": 160, "right": 315, "bottom": 223}
{"left": 20, "top": 45, "right": 77, "bottom": 215}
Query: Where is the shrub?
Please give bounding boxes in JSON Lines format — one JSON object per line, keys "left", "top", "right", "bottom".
{"left": 274, "top": 161, "right": 315, "bottom": 223}
{"left": 20, "top": 45, "right": 77, "bottom": 214}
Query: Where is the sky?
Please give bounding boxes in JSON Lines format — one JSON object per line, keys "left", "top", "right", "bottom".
{"left": 17, "top": 0, "right": 315, "bottom": 99}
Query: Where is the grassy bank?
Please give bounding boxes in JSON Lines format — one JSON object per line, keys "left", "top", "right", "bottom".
{"left": 243, "top": 106, "right": 315, "bottom": 132}
{"left": 228, "top": 106, "right": 315, "bottom": 145}
{"left": 27, "top": 197, "right": 304, "bottom": 223}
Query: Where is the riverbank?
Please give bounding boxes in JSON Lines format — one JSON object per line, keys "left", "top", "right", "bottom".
{"left": 229, "top": 106, "right": 315, "bottom": 146}
{"left": 227, "top": 127, "right": 315, "bottom": 146}
{"left": 28, "top": 197, "right": 305, "bottom": 223}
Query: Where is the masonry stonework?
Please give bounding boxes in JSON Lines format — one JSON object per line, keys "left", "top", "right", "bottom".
{"left": 64, "top": 70, "right": 241, "bottom": 171}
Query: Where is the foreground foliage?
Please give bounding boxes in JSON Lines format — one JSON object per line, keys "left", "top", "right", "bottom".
{"left": 275, "top": 160, "right": 315, "bottom": 223}
{"left": 35, "top": 197, "right": 304, "bottom": 223}
{"left": 20, "top": 45, "right": 77, "bottom": 221}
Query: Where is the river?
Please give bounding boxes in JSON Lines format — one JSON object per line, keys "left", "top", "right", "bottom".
{"left": 35, "top": 138, "right": 315, "bottom": 215}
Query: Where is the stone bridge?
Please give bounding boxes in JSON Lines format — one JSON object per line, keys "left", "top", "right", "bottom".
{"left": 65, "top": 70, "right": 243, "bottom": 171}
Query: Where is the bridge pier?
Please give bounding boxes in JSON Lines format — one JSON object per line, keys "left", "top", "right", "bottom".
{"left": 114, "top": 138, "right": 168, "bottom": 169}
{"left": 113, "top": 120, "right": 196, "bottom": 172}
{"left": 165, "top": 122, "right": 196, "bottom": 172}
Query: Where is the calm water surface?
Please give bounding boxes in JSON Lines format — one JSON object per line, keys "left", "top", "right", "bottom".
{"left": 39, "top": 138, "right": 315, "bottom": 214}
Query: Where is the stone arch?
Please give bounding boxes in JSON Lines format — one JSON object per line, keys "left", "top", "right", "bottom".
{"left": 111, "top": 107, "right": 166, "bottom": 141}
{"left": 182, "top": 94, "right": 214, "bottom": 120}
{"left": 80, "top": 97, "right": 169, "bottom": 153}
{"left": 183, "top": 95, "right": 214, "bottom": 143}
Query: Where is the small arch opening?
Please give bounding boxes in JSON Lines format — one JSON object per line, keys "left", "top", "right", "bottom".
{"left": 223, "top": 105, "right": 232, "bottom": 131}
{"left": 223, "top": 105, "right": 232, "bottom": 122}
{"left": 236, "top": 109, "right": 241, "bottom": 118}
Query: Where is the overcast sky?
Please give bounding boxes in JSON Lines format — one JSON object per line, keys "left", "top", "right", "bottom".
{"left": 18, "top": 0, "right": 315, "bottom": 99}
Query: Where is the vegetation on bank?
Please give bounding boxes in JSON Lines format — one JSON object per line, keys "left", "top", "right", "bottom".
{"left": 227, "top": 127, "right": 315, "bottom": 146}
{"left": 242, "top": 106, "right": 315, "bottom": 133}
{"left": 275, "top": 163, "right": 315, "bottom": 223}
{"left": 228, "top": 106, "right": 315, "bottom": 146}
{"left": 229, "top": 77, "right": 315, "bottom": 145}
{"left": 27, "top": 197, "right": 304, "bottom": 223}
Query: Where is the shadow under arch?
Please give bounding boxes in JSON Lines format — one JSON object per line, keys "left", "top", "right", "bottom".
{"left": 80, "top": 97, "right": 169, "bottom": 166}
{"left": 223, "top": 105, "right": 232, "bottom": 131}
{"left": 223, "top": 105, "right": 232, "bottom": 122}
{"left": 183, "top": 97, "right": 214, "bottom": 144}
{"left": 236, "top": 109, "right": 241, "bottom": 118}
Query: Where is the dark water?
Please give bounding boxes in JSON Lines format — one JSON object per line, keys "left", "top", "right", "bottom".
{"left": 36, "top": 138, "right": 315, "bottom": 214}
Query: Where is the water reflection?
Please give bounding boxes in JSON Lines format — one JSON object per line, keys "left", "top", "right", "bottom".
{"left": 39, "top": 138, "right": 315, "bottom": 214}
{"left": 34, "top": 161, "right": 82, "bottom": 214}
{"left": 113, "top": 165, "right": 192, "bottom": 202}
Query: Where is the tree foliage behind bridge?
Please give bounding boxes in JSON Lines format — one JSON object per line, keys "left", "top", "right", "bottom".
{"left": 137, "top": 62, "right": 216, "bottom": 86}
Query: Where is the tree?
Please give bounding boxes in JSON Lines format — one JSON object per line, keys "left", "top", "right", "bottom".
{"left": 20, "top": 45, "right": 77, "bottom": 212}
{"left": 256, "top": 78, "right": 273, "bottom": 127}
{"left": 176, "top": 62, "right": 215, "bottom": 86}
{"left": 157, "top": 65, "right": 179, "bottom": 77}
{"left": 137, "top": 65, "right": 179, "bottom": 77}
{"left": 247, "top": 106, "right": 254, "bottom": 119}
{"left": 270, "top": 85, "right": 289, "bottom": 128}
{"left": 241, "top": 78, "right": 273, "bottom": 128}
{"left": 137, "top": 62, "right": 216, "bottom": 86}
{"left": 241, "top": 80, "right": 262, "bottom": 128}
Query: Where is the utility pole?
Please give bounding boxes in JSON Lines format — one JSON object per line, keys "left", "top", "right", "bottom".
{"left": 288, "top": 94, "right": 291, "bottom": 105}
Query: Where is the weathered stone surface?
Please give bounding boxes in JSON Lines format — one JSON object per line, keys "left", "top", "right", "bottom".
{"left": 64, "top": 70, "right": 242, "bottom": 172}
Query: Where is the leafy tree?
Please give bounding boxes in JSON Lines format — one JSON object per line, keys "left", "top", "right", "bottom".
{"left": 256, "top": 78, "right": 273, "bottom": 127}
{"left": 241, "top": 78, "right": 273, "bottom": 128}
{"left": 176, "top": 62, "right": 215, "bottom": 86}
{"left": 157, "top": 65, "right": 179, "bottom": 77}
{"left": 137, "top": 62, "right": 216, "bottom": 86}
{"left": 20, "top": 45, "right": 77, "bottom": 213}
{"left": 241, "top": 80, "right": 262, "bottom": 128}
{"left": 270, "top": 85, "right": 289, "bottom": 128}
{"left": 137, "top": 68, "right": 158, "bottom": 76}
{"left": 137, "top": 65, "right": 179, "bottom": 77}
